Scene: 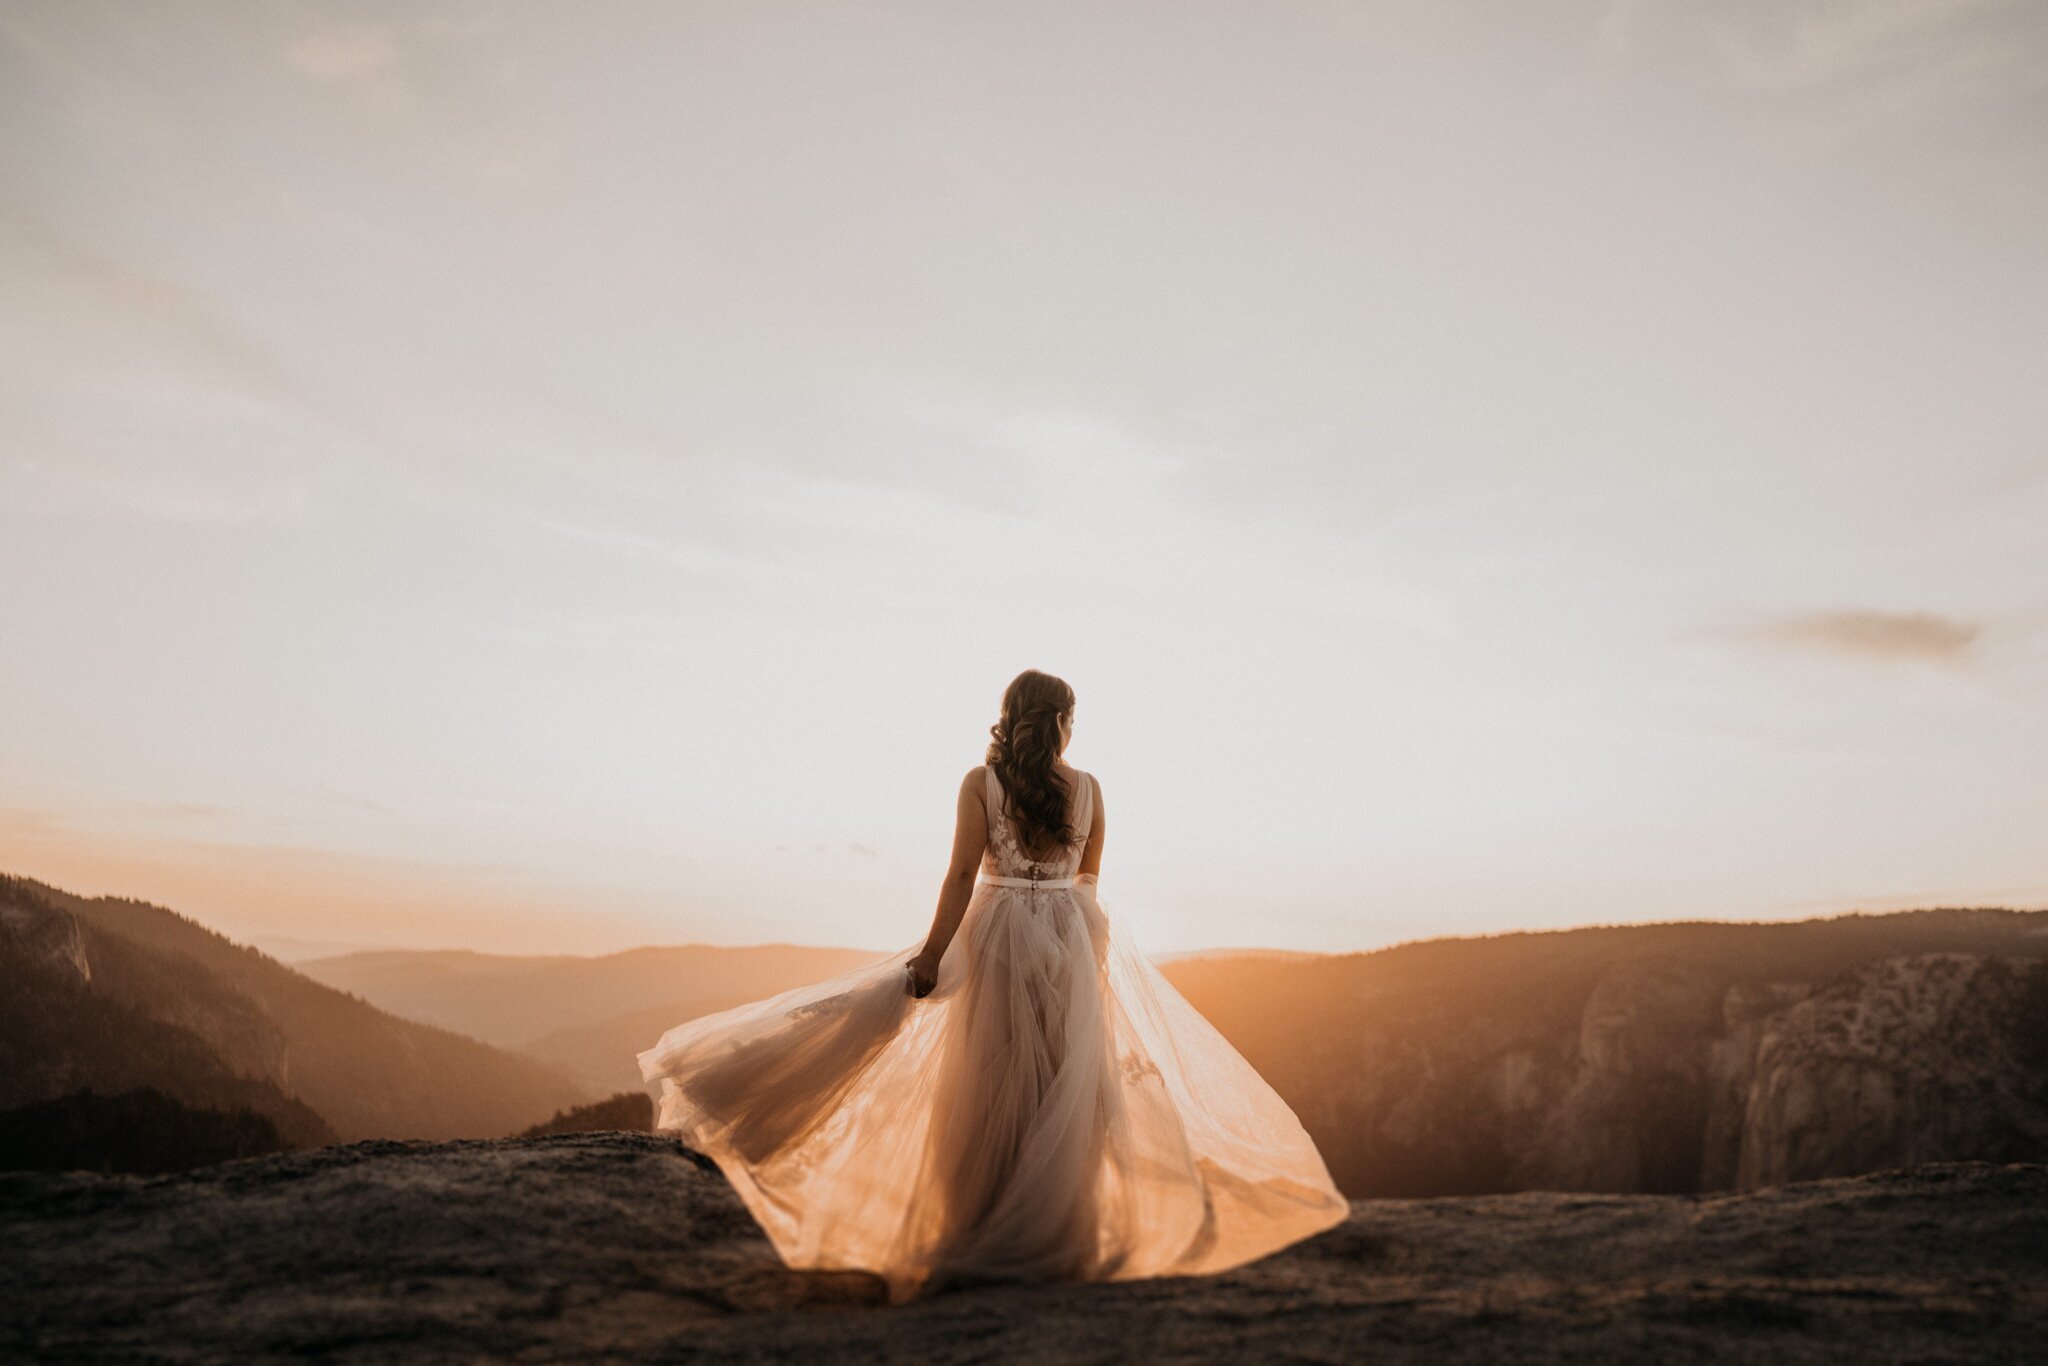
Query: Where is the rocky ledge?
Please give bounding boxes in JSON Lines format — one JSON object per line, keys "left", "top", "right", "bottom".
{"left": 3, "top": 1131, "right": 2044, "bottom": 1362}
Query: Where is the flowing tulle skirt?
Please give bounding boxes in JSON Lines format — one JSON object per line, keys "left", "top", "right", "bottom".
{"left": 636, "top": 878, "right": 1348, "bottom": 1302}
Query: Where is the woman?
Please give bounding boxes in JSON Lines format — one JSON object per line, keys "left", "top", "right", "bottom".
{"left": 637, "top": 669, "right": 1347, "bottom": 1301}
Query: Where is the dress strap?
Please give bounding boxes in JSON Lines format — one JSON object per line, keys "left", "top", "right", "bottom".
{"left": 985, "top": 764, "right": 1090, "bottom": 857}
{"left": 1070, "top": 769, "right": 1093, "bottom": 838}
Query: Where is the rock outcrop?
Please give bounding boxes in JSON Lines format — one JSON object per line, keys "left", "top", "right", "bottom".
{"left": 1166, "top": 909, "right": 2048, "bottom": 1196}
{"left": 1, "top": 1131, "right": 2041, "bottom": 1362}
{"left": 1518, "top": 951, "right": 2048, "bottom": 1194}
{"left": 1729, "top": 953, "right": 2048, "bottom": 1188}
{"left": 0, "top": 893, "right": 89, "bottom": 982}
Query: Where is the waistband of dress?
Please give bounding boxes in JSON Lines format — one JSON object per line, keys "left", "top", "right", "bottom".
{"left": 981, "top": 874, "right": 1076, "bottom": 889}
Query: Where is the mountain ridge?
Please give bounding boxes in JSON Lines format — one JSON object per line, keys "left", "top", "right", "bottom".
{"left": 1165, "top": 906, "right": 2048, "bottom": 1196}
{"left": 0, "top": 874, "right": 592, "bottom": 1144}
{"left": 11, "top": 867, "right": 2047, "bottom": 1197}
{"left": 298, "top": 939, "right": 890, "bottom": 1096}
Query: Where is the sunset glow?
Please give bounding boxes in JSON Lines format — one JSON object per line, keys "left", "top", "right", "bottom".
{"left": 3, "top": 2, "right": 2044, "bottom": 958}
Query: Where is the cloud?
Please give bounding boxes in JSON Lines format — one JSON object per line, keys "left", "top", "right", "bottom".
{"left": 0, "top": 209, "right": 335, "bottom": 525}
{"left": 1701, "top": 0, "right": 2036, "bottom": 87}
{"left": 1591, "top": 0, "right": 2048, "bottom": 157}
{"left": 1721, "top": 609, "right": 1983, "bottom": 662}
{"left": 281, "top": 22, "right": 413, "bottom": 117}
{"left": 284, "top": 24, "right": 402, "bottom": 83}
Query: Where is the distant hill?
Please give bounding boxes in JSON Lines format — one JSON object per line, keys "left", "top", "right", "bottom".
{"left": 19, "top": 864, "right": 2044, "bottom": 1203}
{"left": 1152, "top": 947, "right": 1323, "bottom": 966}
{"left": 519, "top": 1091, "right": 655, "bottom": 1138}
{"left": 0, "top": 875, "right": 592, "bottom": 1145}
{"left": 301, "top": 943, "right": 884, "bottom": 1095}
{"left": 1162, "top": 908, "right": 2048, "bottom": 1197}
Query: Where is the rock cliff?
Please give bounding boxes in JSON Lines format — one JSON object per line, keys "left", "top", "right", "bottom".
{"left": 1729, "top": 953, "right": 2048, "bottom": 1188}
{"left": 0, "top": 895, "right": 88, "bottom": 981}
{"left": 1166, "top": 910, "right": 2048, "bottom": 1196}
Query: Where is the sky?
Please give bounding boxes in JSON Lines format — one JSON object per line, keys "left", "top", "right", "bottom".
{"left": 2, "top": 0, "right": 2044, "bottom": 960}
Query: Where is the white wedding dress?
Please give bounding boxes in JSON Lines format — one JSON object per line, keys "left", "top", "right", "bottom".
{"left": 636, "top": 766, "right": 1347, "bottom": 1301}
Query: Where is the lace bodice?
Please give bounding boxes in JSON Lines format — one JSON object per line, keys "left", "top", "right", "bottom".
{"left": 982, "top": 765, "right": 1093, "bottom": 880}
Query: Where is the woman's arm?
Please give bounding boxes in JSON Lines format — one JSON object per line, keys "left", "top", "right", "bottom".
{"left": 907, "top": 767, "right": 988, "bottom": 997}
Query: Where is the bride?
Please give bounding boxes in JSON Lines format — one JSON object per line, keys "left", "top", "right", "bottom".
{"left": 637, "top": 669, "right": 1348, "bottom": 1301}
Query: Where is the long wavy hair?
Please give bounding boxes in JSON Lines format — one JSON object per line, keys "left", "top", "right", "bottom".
{"left": 985, "top": 669, "right": 1078, "bottom": 855}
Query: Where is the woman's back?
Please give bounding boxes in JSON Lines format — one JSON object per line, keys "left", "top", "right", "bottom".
{"left": 638, "top": 678, "right": 1344, "bottom": 1301}
{"left": 981, "top": 764, "right": 1094, "bottom": 880}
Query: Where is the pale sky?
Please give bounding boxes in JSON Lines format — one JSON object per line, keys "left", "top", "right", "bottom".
{"left": 3, "top": 1, "right": 2044, "bottom": 960}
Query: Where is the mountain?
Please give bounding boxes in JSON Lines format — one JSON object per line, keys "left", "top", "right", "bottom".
{"left": 2, "top": 1131, "right": 2040, "bottom": 1360}
{"left": 1162, "top": 908, "right": 2048, "bottom": 1197}
{"left": 0, "top": 874, "right": 592, "bottom": 1145}
{"left": 308, "top": 904, "right": 2048, "bottom": 1194}
{"left": 25, "top": 861, "right": 2042, "bottom": 1201}
{"left": 300, "top": 943, "right": 884, "bottom": 1096}
{"left": 518, "top": 1091, "right": 655, "bottom": 1138}
{"left": 0, "top": 889, "right": 334, "bottom": 1151}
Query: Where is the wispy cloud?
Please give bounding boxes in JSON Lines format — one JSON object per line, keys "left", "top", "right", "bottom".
{"left": 1708, "top": 0, "right": 2023, "bottom": 89}
{"left": 1718, "top": 608, "right": 1984, "bottom": 662}
{"left": 284, "top": 24, "right": 401, "bottom": 83}
{"left": 1589, "top": 0, "right": 2048, "bottom": 158}
{"left": 281, "top": 20, "right": 416, "bottom": 118}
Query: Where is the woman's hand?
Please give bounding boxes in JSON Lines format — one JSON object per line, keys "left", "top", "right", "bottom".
{"left": 905, "top": 948, "right": 940, "bottom": 999}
